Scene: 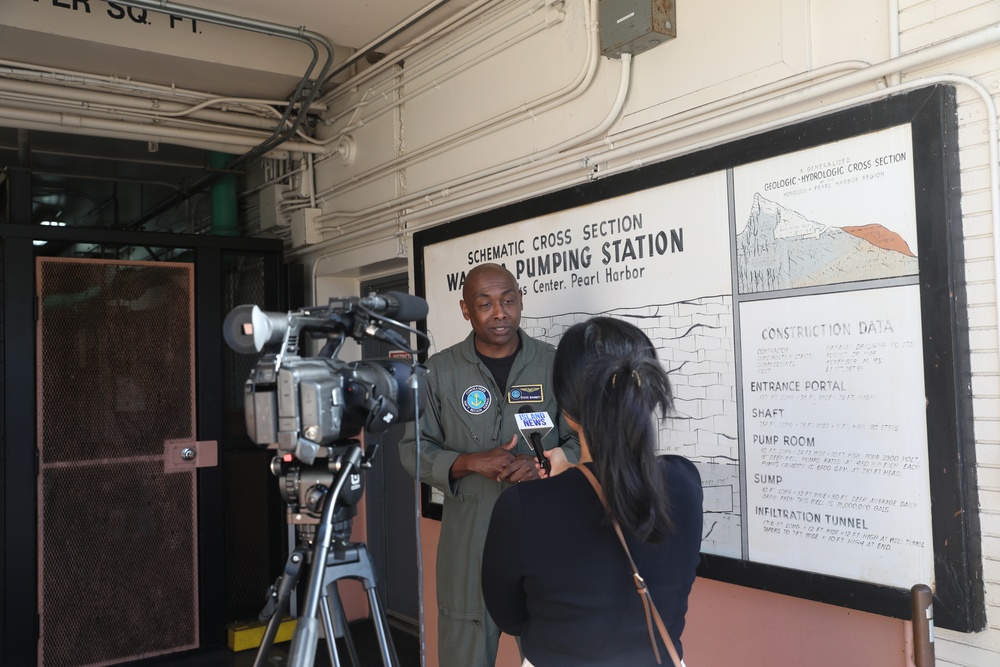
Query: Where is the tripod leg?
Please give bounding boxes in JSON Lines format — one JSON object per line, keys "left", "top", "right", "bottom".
{"left": 319, "top": 595, "right": 344, "bottom": 667}
{"left": 253, "top": 547, "right": 306, "bottom": 667}
{"left": 366, "top": 585, "right": 401, "bottom": 667}
{"left": 320, "top": 587, "right": 362, "bottom": 667}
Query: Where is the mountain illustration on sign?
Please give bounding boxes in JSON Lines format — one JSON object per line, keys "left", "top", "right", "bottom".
{"left": 736, "top": 193, "right": 919, "bottom": 294}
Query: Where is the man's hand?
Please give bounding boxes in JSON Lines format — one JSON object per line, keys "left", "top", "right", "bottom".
{"left": 497, "top": 454, "right": 540, "bottom": 484}
{"left": 450, "top": 435, "right": 518, "bottom": 481}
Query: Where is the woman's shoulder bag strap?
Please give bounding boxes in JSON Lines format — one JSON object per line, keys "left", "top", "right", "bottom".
{"left": 576, "top": 464, "right": 684, "bottom": 667}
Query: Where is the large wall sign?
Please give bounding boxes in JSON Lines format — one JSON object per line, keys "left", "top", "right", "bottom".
{"left": 413, "top": 86, "right": 984, "bottom": 631}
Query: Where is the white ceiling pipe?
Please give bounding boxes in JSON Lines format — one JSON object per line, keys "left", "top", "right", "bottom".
{"left": 318, "top": 7, "right": 865, "bottom": 208}
{"left": 104, "top": 0, "right": 338, "bottom": 210}
{"left": 308, "top": 60, "right": 996, "bottom": 266}
{"left": 0, "top": 59, "right": 218, "bottom": 103}
{"left": 0, "top": 108, "right": 324, "bottom": 155}
{"left": 0, "top": 144, "right": 205, "bottom": 170}
{"left": 323, "top": 57, "right": 870, "bottom": 214}
{"left": 321, "top": 0, "right": 547, "bottom": 130}
{"left": 0, "top": 92, "right": 277, "bottom": 140}
{"left": 0, "top": 78, "right": 287, "bottom": 131}
{"left": 318, "top": 0, "right": 499, "bottom": 106}
{"left": 303, "top": 61, "right": 877, "bottom": 237}
{"left": 315, "top": 0, "right": 472, "bottom": 97}
{"left": 888, "top": 0, "right": 901, "bottom": 88}
{"left": 586, "top": 23, "right": 1000, "bottom": 167}
{"left": 314, "top": 16, "right": 555, "bottom": 148}
{"left": 1, "top": 117, "right": 294, "bottom": 159}
{"left": 315, "top": 50, "right": 632, "bottom": 235}
{"left": 334, "top": 21, "right": 1000, "bottom": 231}
{"left": 316, "top": 0, "right": 596, "bottom": 200}
{"left": 0, "top": 60, "right": 328, "bottom": 114}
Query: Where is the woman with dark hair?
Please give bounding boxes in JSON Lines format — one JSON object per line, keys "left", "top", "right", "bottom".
{"left": 482, "top": 317, "right": 703, "bottom": 666}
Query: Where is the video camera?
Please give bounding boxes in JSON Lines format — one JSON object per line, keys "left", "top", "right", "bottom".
{"left": 224, "top": 291, "right": 428, "bottom": 469}
{"left": 224, "top": 293, "right": 429, "bottom": 667}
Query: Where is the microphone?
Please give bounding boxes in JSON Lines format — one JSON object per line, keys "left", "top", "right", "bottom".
{"left": 515, "top": 405, "right": 553, "bottom": 473}
{"left": 359, "top": 291, "right": 428, "bottom": 321}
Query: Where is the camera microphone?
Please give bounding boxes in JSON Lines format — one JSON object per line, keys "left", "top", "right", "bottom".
{"left": 515, "top": 405, "right": 552, "bottom": 474}
{"left": 359, "top": 291, "right": 428, "bottom": 321}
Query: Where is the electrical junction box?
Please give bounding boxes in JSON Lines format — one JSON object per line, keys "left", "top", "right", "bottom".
{"left": 599, "top": 0, "right": 676, "bottom": 59}
{"left": 290, "top": 207, "right": 323, "bottom": 248}
{"left": 258, "top": 183, "right": 287, "bottom": 231}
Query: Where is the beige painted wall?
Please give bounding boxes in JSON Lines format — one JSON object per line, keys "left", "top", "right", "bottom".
{"left": 304, "top": 1, "right": 1000, "bottom": 664}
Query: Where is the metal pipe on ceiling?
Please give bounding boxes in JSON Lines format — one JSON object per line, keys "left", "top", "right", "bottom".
{"left": 319, "top": 0, "right": 494, "bottom": 107}
{"left": 0, "top": 106, "right": 324, "bottom": 155}
{"left": 317, "top": 0, "right": 455, "bottom": 92}
{"left": 104, "top": 0, "right": 338, "bottom": 228}
{"left": 0, "top": 143, "right": 210, "bottom": 172}
{"left": 0, "top": 59, "right": 328, "bottom": 115}
{"left": 112, "top": 0, "right": 333, "bottom": 158}
{"left": 0, "top": 77, "right": 290, "bottom": 132}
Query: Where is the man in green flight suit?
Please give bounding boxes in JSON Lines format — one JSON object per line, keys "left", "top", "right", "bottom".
{"left": 400, "top": 262, "right": 579, "bottom": 667}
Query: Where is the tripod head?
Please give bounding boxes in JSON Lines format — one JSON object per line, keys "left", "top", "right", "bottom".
{"left": 270, "top": 439, "right": 374, "bottom": 548}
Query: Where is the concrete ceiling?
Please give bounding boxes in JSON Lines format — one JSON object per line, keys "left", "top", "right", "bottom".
{"left": 0, "top": 0, "right": 475, "bottom": 233}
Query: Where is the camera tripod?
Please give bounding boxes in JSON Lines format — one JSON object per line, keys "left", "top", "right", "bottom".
{"left": 253, "top": 444, "right": 400, "bottom": 667}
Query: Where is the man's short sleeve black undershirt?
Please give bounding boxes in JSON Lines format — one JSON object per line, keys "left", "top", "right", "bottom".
{"left": 477, "top": 342, "right": 521, "bottom": 391}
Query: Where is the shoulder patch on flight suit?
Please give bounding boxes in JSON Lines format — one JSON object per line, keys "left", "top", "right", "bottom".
{"left": 462, "top": 385, "right": 491, "bottom": 414}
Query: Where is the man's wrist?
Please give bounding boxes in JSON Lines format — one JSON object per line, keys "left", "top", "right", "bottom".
{"left": 450, "top": 452, "right": 473, "bottom": 480}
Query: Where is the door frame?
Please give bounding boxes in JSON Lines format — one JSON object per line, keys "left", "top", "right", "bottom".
{"left": 1, "top": 224, "right": 283, "bottom": 665}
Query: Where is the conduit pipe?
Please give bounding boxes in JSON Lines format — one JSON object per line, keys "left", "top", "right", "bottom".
{"left": 241, "top": 161, "right": 309, "bottom": 199}
{"left": 888, "top": 0, "right": 901, "bottom": 87}
{"left": 316, "top": 0, "right": 455, "bottom": 94}
{"left": 316, "top": 19, "right": 553, "bottom": 149}
{"left": 302, "top": 26, "right": 999, "bottom": 275}
{"left": 277, "top": 153, "right": 319, "bottom": 214}
{"left": 4, "top": 118, "right": 295, "bottom": 160}
{"left": 0, "top": 77, "right": 300, "bottom": 131}
{"left": 304, "top": 60, "right": 877, "bottom": 240}
{"left": 346, "top": 21, "right": 1000, "bottom": 234}
{"left": 107, "top": 0, "right": 336, "bottom": 227}
{"left": 314, "top": 19, "right": 863, "bottom": 223}
{"left": 318, "top": 0, "right": 497, "bottom": 106}
{"left": 0, "top": 59, "right": 328, "bottom": 117}
{"left": 586, "top": 23, "right": 1000, "bottom": 168}
{"left": 324, "top": 42, "right": 858, "bottom": 204}
{"left": 0, "top": 91, "right": 282, "bottom": 140}
{"left": 320, "top": 0, "right": 550, "bottom": 134}
{"left": 316, "top": 0, "right": 598, "bottom": 201}
{"left": 315, "top": 50, "right": 632, "bottom": 232}
{"left": 0, "top": 106, "right": 324, "bottom": 155}
{"left": 381, "top": 17, "right": 999, "bottom": 216}
{"left": 112, "top": 0, "right": 335, "bottom": 160}
{"left": 0, "top": 58, "right": 305, "bottom": 108}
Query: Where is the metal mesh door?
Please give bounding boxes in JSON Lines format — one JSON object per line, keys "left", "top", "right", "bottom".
{"left": 36, "top": 258, "right": 198, "bottom": 667}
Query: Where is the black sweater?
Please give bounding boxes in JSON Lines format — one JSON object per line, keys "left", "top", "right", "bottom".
{"left": 482, "top": 456, "right": 703, "bottom": 666}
